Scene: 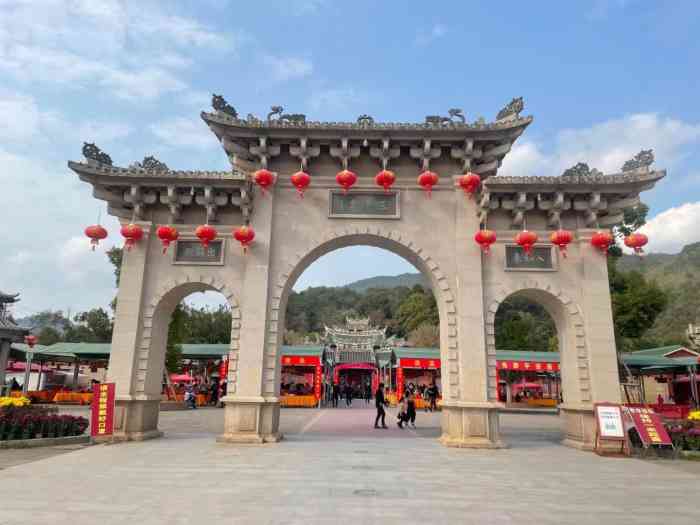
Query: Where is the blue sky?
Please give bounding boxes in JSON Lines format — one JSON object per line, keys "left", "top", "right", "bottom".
{"left": 2, "top": 0, "right": 700, "bottom": 316}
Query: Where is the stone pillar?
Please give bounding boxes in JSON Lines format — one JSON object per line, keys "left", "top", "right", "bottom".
{"left": 106, "top": 221, "right": 161, "bottom": 442}
{"left": 440, "top": 184, "right": 504, "bottom": 448}
{"left": 559, "top": 231, "right": 621, "bottom": 450}
{"left": 0, "top": 340, "right": 11, "bottom": 389}
{"left": 72, "top": 358, "right": 80, "bottom": 388}
{"left": 219, "top": 194, "right": 281, "bottom": 444}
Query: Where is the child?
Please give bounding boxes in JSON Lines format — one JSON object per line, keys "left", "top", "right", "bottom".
{"left": 397, "top": 391, "right": 408, "bottom": 428}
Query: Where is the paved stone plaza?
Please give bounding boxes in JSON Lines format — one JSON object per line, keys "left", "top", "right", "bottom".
{"left": 0, "top": 408, "right": 698, "bottom": 524}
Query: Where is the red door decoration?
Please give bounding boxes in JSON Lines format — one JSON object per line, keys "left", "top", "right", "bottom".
{"left": 417, "top": 170, "right": 439, "bottom": 198}
{"left": 624, "top": 232, "right": 648, "bottom": 254}
{"left": 335, "top": 169, "right": 357, "bottom": 193}
{"left": 253, "top": 169, "right": 275, "bottom": 194}
{"left": 120, "top": 223, "right": 143, "bottom": 251}
{"left": 291, "top": 170, "right": 311, "bottom": 198}
{"left": 474, "top": 229, "right": 497, "bottom": 254}
{"left": 84, "top": 224, "right": 108, "bottom": 251}
{"left": 156, "top": 225, "right": 179, "bottom": 254}
{"left": 458, "top": 172, "right": 481, "bottom": 197}
{"left": 195, "top": 224, "right": 217, "bottom": 248}
{"left": 233, "top": 225, "right": 255, "bottom": 253}
{"left": 591, "top": 230, "right": 614, "bottom": 254}
{"left": 549, "top": 229, "right": 573, "bottom": 258}
{"left": 515, "top": 230, "right": 538, "bottom": 255}
{"left": 375, "top": 169, "right": 395, "bottom": 193}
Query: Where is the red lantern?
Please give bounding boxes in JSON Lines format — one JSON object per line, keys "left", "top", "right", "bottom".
{"left": 156, "top": 225, "right": 179, "bottom": 254}
{"left": 120, "top": 223, "right": 143, "bottom": 251}
{"left": 233, "top": 225, "right": 255, "bottom": 253}
{"left": 336, "top": 169, "right": 357, "bottom": 193}
{"left": 24, "top": 334, "right": 37, "bottom": 349}
{"left": 549, "top": 229, "right": 573, "bottom": 258}
{"left": 591, "top": 230, "right": 614, "bottom": 254}
{"left": 459, "top": 172, "right": 481, "bottom": 198}
{"left": 418, "top": 170, "right": 439, "bottom": 198}
{"left": 291, "top": 170, "right": 311, "bottom": 198}
{"left": 515, "top": 230, "right": 538, "bottom": 255}
{"left": 195, "top": 224, "right": 217, "bottom": 248}
{"left": 84, "top": 224, "right": 108, "bottom": 251}
{"left": 474, "top": 229, "right": 497, "bottom": 254}
{"left": 375, "top": 169, "right": 395, "bottom": 193}
{"left": 254, "top": 169, "right": 275, "bottom": 194}
{"left": 624, "top": 232, "right": 648, "bottom": 255}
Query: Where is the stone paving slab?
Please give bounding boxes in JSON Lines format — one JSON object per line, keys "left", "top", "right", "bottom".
{"left": 0, "top": 409, "right": 698, "bottom": 524}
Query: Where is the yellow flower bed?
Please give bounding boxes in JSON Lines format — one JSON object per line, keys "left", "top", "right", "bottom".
{"left": 0, "top": 396, "right": 31, "bottom": 408}
{"left": 688, "top": 410, "right": 700, "bottom": 421}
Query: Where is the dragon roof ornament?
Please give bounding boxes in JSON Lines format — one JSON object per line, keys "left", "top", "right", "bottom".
{"left": 82, "top": 142, "right": 112, "bottom": 166}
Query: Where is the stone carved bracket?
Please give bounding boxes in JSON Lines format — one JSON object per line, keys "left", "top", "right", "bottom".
{"left": 194, "top": 186, "right": 230, "bottom": 223}
{"left": 329, "top": 138, "right": 361, "bottom": 170}
{"left": 450, "top": 139, "right": 478, "bottom": 172}
{"left": 289, "top": 137, "right": 320, "bottom": 171}
{"left": 249, "top": 137, "right": 281, "bottom": 169}
{"left": 368, "top": 138, "right": 400, "bottom": 169}
{"left": 409, "top": 139, "right": 441, "bottom": 171}
{"left": 501, "top": 191, "right": 535, "bottom": 227}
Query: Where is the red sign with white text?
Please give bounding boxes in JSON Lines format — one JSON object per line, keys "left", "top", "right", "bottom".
{"left": 398, "top": 358, "right": 441, "bottom": 369}
{"left": 498, "top": 360, "right": 559, "bottom": 372}
{"left": 314, "top": 364, "right": 322, "bottom": 400}
{"left": 281, "top": 355, "right": 320, "bottom": 366}
{"left": 90, "top": 382, "right": 115, "bottom": 437}
{"left": 624, "top": 406, "right": 672, "bottom": 446}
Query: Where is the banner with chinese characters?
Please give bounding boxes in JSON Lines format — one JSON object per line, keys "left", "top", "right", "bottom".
{"left": 498, "top": 360, "right": 559, "bottom": 372}
{"left": 624, "top": 406, "right": 672, "bottom": 447}
{"left": 398, "top": 358, "right": 441, "bottom": 369}
{"left": 396, "top": 367, "right": 404, "bottom": 396}
{"left": 90, "top": 382, "right": 115, "bottom": 437}
{"left": 218, "top": 356, "right": 229, "bottom": 381}
{"left": 314, "top": 364, "right": 322, "bottom": 400}
{"left": 281, "top": 355, "right": 320, "bottom": 366}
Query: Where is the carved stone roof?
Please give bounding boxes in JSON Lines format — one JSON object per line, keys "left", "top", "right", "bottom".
{"left": 484, "top": 168, "right": 665, "bottom": 189}
{"left": 67, "top": 161, "right": 243, "bottom": 182}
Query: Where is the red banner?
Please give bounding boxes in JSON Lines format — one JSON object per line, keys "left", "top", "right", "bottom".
{"left": 396, "top": 367, "right": 404, "bottom": 396}
{"left": 314, "top": 364, "right": 322, "bottom": 400}
{"left": 498, "top": 360, "right": 559, "bottom": 372}
{"left": 624, "top": 406, "right": 672, "bottom": 446}
{"left": 281, "top": 355, "right": 320, "bottom": 366}
{"left": 218, "top": 356, "right": 229, "bottom": 381}
{"left": 90, "top": 382, "right": 115, "bottom": 437}
{"left": 398, "top": 358, "right": 441, "bottom": 369}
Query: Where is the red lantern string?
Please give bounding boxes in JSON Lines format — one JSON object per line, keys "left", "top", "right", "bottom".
{"left": 549, "top": 229, "right": 573, "bottom": 258}
{"left": 418, "top": 171, "right": 439, "bottom": 199}
{"left": 291, "top": 170, "right": 311, "bottom": 199}
{"left": 195, "top": 224, "right": 217, "bottom": 248}
{"left": 336, "top": 169, "right": 357, "bottom": 193}
{"left": 458, "top": 172, "right": 481, "bottom": 198}
{"left": 254, "top": 169, "right": 275, "bottom": 195}
{"left": 474, "top": 229, "right": 497, "bottom": 254}
{"left": 156, "top": 225, "right": 179, "bottom": 254}
{"left": 120, "top": 223, "right": 143, "bottom": 251}
{"left": 375, "top": 169, "right": 395, "bottom": 193}
{"left": 624, "top": 232, "right": 648, "bottom": 255}
{"left": 233, "top": 225, "right": 255, "bottom": 253}
{"left": 591, "top": 230, "right": 614, "bottom": 255}
{"left": 515, "top": 230, "right": 538, "bottom": 256}
{"left": 84, "top": 224, "right": 108, "bottom": 251}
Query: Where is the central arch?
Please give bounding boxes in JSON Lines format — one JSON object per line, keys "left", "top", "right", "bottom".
{"left": 264, "top": 228, "right": 460, "bottom": 402}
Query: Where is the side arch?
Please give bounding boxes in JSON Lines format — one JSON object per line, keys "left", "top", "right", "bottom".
{"left": 135, "top": 274, "right": 242, "bottom": 396}
{"left": 484, "top": 280, "right": 591, "bottom": 404}
{"left": 264, "top": 226, "right": 460, "bottom": 400}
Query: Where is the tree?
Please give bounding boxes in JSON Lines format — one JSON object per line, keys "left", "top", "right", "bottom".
{"left": 407, "top": 323, "right": 439, "bottom": 347}
{"left": 106, "top": 247, "right": 123, "bottom": 286}
{"left": 396, "top": 287, "right": 438, "bottom": 335}
{"left": 165, "top": 305, "right": 186, "bottom": 373}
{"left": 608, "top": 204, "right": 649, "bottom": 257}
{"left": 63, "top": 308, "right": 113, "bottom": 343}
{"left": 494, "top": 297, "right": 557, "bottom": 352}
{"left": 37, "top": 326, "right": 62, "bottom": 346}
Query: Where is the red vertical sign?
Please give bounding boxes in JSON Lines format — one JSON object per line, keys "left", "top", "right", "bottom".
{"left": 396, "top": 367, "right": 404, "bottom": 397}
{"left": 90, "top": 382, "right": 115, "bottom": 437}
{"left": 219, "top": 356, "right": 229, "bottom": 381}
{"left": 625, "top": 406, "right": 672, "bottom": 446}
{"left": 314, "top": 364, "right": 322, "bottom": 400}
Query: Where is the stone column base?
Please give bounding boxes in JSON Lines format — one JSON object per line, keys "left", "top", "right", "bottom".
{"left": 217, "top": 396, "right": 282, "bottom": 444}
{"left": 440, "top": 402, "right": 507, "bottom": 449}
{"left": 110, "top": 397, "right": 163, "bottom": 442}
{"left": 560, "top": 404, "right": 595, "bottom": 451}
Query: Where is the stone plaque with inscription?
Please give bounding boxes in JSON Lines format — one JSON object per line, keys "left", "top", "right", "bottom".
{"left": 329, "top": 191, "right": 399, "bottom": 219}
{"left": 505, "top": 246, "right": 554, "bottom": 270}
{"left": 174, "top": 240, "right": 224, "bottom": 264}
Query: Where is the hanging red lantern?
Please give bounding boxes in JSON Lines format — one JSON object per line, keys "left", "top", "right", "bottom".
{"left": 474, "top": 229, "right": 497, "bottom": 254}
{"left": 253, "top": 169, "right": 275, "bottom": 194}
{"left": 120, "top": 223, "right": 143, "bottom": 251}
{"left": 195, "top": 224, "right": 217, "bottom": 248}
{"left": 549, "top": 229, "right": 573, "bottom": 258}
{"left": 515, "top": 230, "right": 538, "bottom": 255}
{"left": 156, "top": 225, "right": 179, "bottom": 254}
{"left": 24, "top": 334, "right": 37, "bottom": 349}
{"left": 291, "top": 170, "right": 311, "bottom": 198}
{"left": 417, "top": 170, "right": 439, "bottom": 198}
{"left": 233, "top": 225, "right": 255, "bottom": 253}
{"left": 374, "top": 169, "right": 396, "bottom": 193}
{"left": 459, "top": 172, "right": 481, "bottom": 198}
{"left": 84, "top": 224, "right": 108, "bottom": 251}
{"left": 336, "top": 169, "right": 357, "bottom": 193}
{"left": 624, "top": 232, "right": 648, "bottom": 255}
{"left": 591, "top": 230, "right": 614, "bottom": 254}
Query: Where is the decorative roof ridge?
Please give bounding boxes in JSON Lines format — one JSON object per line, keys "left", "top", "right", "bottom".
{"left": 484, "top": 169, "right": 666, "bottom": 186}
{"left": 68, "top": 160, "right": 244, "bottom": 180}
{"left": 200, "top": 110, "right": 534, "bottom": 132}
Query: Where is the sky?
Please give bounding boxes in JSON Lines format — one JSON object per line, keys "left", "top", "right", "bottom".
{"left": 2, "top": 0, "right": 700, "bottom": 317}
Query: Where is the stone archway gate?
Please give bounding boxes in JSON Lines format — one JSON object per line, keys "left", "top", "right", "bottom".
{"left": 70, "top": 96, "right": 665, "bottom": 449}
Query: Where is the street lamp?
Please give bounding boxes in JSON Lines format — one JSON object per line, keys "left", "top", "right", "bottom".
{"left": 22, "top": 335, "right": 37, "bottom": 395}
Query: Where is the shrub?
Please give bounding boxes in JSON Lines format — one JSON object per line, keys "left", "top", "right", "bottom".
{"left": 0, "top": 411, "right": 89, "bottom": 441}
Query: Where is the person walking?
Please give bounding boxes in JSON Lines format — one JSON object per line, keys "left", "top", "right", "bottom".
{"left": 406, "top": 389, "right": 417, "bottom": 428}
{"left": 209, "top": 378, "right": 219, "bottom": 406}
{"left": 345, "top": 383, "right": 353, "bottom": 407}
{"left": 332, "top": 383, "right": 340, "bottom": 408}
{"left": 374, "top": 382, "right": 388, "bottom": 429}
{"left": 364, "top": 381, "right": 372, "bottom": 405}
{"left": 428, "top": 383, "right": 439, "bottom": 412}
{"left": 397, "top": 390, "right": 408, "bottom": 428}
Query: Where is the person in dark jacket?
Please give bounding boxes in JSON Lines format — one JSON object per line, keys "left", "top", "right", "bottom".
{"left": 374, "top": 382, "right": 388, "bottom": 429}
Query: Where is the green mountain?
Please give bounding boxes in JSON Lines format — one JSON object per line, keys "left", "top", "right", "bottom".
{"left": 343, "top": 272, "right": 428, "bottom": 292}
{"left": 616, "top": 242, "right": 700, "bottom": 344}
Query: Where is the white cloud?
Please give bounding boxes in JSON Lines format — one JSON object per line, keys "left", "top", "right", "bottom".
{"left": 263, "top": 55, "right": 313, "bottom": 82}
{"left": 308, "top": 88, "right": 365, "bottom": 114}
{"left": 0, "top": 91, "right": 40, "bottom": 141}
{"left": 640, "top": 202, "right": 700, "bottom": 253}
{"left": 415, "top": 23, "right": 447, "bottom": 46}
{"left": 150, "top": 117, "right": 220, "bottom": 150}
{"left": 500, "top": 113, "right": 700, "bottom": 177}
